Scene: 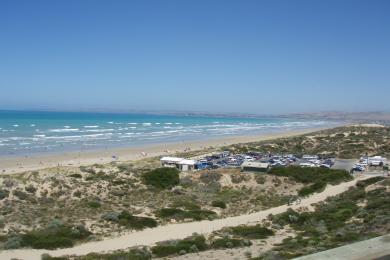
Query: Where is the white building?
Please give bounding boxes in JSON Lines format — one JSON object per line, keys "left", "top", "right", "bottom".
{"left": 160, "top": 157, "right": 197, "bottom": 171}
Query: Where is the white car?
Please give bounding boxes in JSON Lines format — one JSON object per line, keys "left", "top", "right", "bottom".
{"left": 244, "top": 156, "right": 255, "bottom": 161}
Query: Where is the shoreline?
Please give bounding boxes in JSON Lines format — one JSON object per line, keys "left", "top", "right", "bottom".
{"left": 0, "top": 127, "right": 328, "bottom": 175}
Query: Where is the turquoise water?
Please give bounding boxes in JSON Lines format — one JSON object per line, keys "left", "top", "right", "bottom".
{"left": 0, "top": 110, "right": 339, "bottom": 157}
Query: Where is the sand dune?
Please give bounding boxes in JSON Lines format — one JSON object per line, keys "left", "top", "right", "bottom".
{"left": 0, "top": 175, "right": 368, "bottom": 260}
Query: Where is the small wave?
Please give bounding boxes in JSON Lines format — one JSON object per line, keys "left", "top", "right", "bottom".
{"left": 49, "top": 128, "right": 80, "bottom": 133}
{"left": 30, "top": 124, "right": 36, "bottom": 127}
{"left": 84, "top": 125, "right": 99, "bottom": 128}
{"left": 45, "top": 133, "right": 113, "bottom": 140}
{"left": 84, "top": 129, "right": 114, "bottom": 133}
{"left": 64, "top": 126, "right": 71, "bottom": 128}
{"left": 13, "top": 124, "right": 19, "bottom": 127}
{"left": 107, "top": 122, "right": 114, "bottom": 124}
{"left": 142, "top": 123, "right": 152, "bottom": 126}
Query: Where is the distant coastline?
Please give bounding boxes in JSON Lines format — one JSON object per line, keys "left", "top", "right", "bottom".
{"left": 1, "top": 108, "right": 390, "bottom": 122}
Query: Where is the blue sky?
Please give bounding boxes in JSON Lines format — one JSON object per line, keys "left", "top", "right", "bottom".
{"left": 0, "top": 0, "right": 389, "bottom": 114}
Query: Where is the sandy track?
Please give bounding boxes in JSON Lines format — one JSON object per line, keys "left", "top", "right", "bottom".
{"left": 0, "top": 176, "right": 366, "bottom": 260}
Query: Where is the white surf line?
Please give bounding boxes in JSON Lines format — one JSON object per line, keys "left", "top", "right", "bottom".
{"left": 0, "top": 176, "right": 368, "bottom": 260}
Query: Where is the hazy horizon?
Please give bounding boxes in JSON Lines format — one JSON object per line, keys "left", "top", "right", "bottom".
{"left": 1, "top": 0, "right": 390, "bottom": 114}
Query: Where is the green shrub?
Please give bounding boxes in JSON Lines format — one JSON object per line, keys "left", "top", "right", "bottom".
{"left": 356, "top": 177, "right": 385, "bottom": 188}
{"left": 20, "top": 223, "right": 90, "bottom": 249}
{"left": 211, "top": 200, "right": 227, "bottom": 209}
{"left": 117, "top": 164, "right": 133, "bottom": 172}
{"left": 25, "top": 185, "right": 37, "bottom": 194}
{"left": 156, "top": 208, "right": 185, "bottom": 218}
{"left": 151, "top": 235, "right": 207, "bottom": 257}
{"left": 69, "top": 173, "right": 82, "bottom": 178}
{"left": 85, "top": 171, "right": 112, "bottom": 181}
{"left": 298, "top": 181, "right": 326, "bottom": 196}
{"left": 231, "top": 225, "right": 274, "bottom": 239}
{"left": 184, "top": 209, "right": 217, "bottom": 221}
{"left": 211, "top": 237, "right": 252, "bottom": 249}
{"left": 171, "top": 200, "right": 201, "bottom": 210}
{"left": 13, "top": 190, "right": 29, "bottom": 200}
{"left": 142, "top": 168, "right": 180, "bottom": 189}
{"left": 72, "top": 247, "right": 151, "bottom": 260}
{"left": 255, "top": 175, "right": 266, "bottom": 184}
{"left": 41, "top": 254, "right": 69, "bottom": 260}
{"left": 117, "top": 211, "right": 157, "bottom": 230}
{"left": 0, "top": 189, "right": 9, "bottom": 200}
{"left": 269, "top": 166, "right": 352, "bottom": 196}
{"left": 156, "top": 208, "right": 217, "bottom": 221}
{"left": 87, "top": 200, "right": 101, "bottom": 208}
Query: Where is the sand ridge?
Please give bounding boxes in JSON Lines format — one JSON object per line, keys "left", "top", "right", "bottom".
{"left": 0, "top": 175, "right": 369, "bottom": 260}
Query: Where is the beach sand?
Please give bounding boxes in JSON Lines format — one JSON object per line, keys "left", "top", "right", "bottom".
{"left": 0, "top": 128, "right": 325, "bottom": 175}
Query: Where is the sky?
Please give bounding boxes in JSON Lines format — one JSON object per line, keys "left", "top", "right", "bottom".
{"left": 0, "top": 0, "right": 389, "bottom": 115}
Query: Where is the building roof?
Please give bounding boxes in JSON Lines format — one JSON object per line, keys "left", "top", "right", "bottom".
{"left": 160, "top": 157, "right": 197, "bottom": 165}
{"left": 241, "top": 161, "right": 269, "bottom": 168}
{"left": 179, "top": 159, "right": 197, "bottom": 165}
{"left": 160, "top": 157, "right": 185, "bottom": 163}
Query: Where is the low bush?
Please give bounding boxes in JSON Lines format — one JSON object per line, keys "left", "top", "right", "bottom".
{"left": 199, "top": 171, "right": 222, "bottom": 183}
{"left": 20, "top": 221, "right": 90, "bottom": 249}
{"left": 171, "top": 200, "right": 201, "bottom": 210}
{"left": 85, "top": 171, "right": 112, "bottom": 181}
{"left": 13, "top": 190, "right": 29, "bottom": 200}
{"left": 211, "top": 237, "right": 252, "bottom": 249}
{"left": 117, "top": 164, "right": 133, "bottom": 172}
{"left": 269, "top": 166, "right": 351, "bottom": 185}
{"left": 86, "top": 200, "right": 101, "bottom": 208}
{"left": 117, "top": 211, "right": 157, "bottom": 230}
{"left": 151, "top": 235, "right": 207, "bottom": 257}
{"left": 211, "top": 200, "right": 227, "bottom": 209}
{"left": 25, "top": 185, "right": 37, "bottom": 194}
{"left": 74, "top": 247, "right": 151, "bottom": 260}
{"left": 356, "top": 176, "right": 385, "bottom": 188}
{"left": 255, "top": 175, "right": 266, "bottom": 184}
{"left": 231, "top": 225, "right": 274, "bottom": 239}
{"left": 0, "top": 189, "right": 9, "bottom": 200}
{"left": 156, "top": 208, "right": 217, "bottom": 221}
{"left": 269, "top": 166, "right": 352, "bottom": 196}
{"left": 69, "top": 173, "right": 82, "bottom": 178}
{"left": 142, "top": 168, "right": 180, "bottom": 189}
{"left": 298, "top": 181, "right": 326, "bottom": 197}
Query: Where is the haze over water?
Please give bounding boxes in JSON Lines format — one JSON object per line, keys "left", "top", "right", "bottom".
{"left": 0, "top": 110, "right": 340, "bottom": 157}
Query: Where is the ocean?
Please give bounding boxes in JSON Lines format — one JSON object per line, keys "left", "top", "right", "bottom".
{"left": 0, "top": 110, "right": 340, "bottom": 157}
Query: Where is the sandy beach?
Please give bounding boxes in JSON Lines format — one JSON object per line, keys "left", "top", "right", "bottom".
{"left": 0, "top": 127, "right": 326, "bottom": 175}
